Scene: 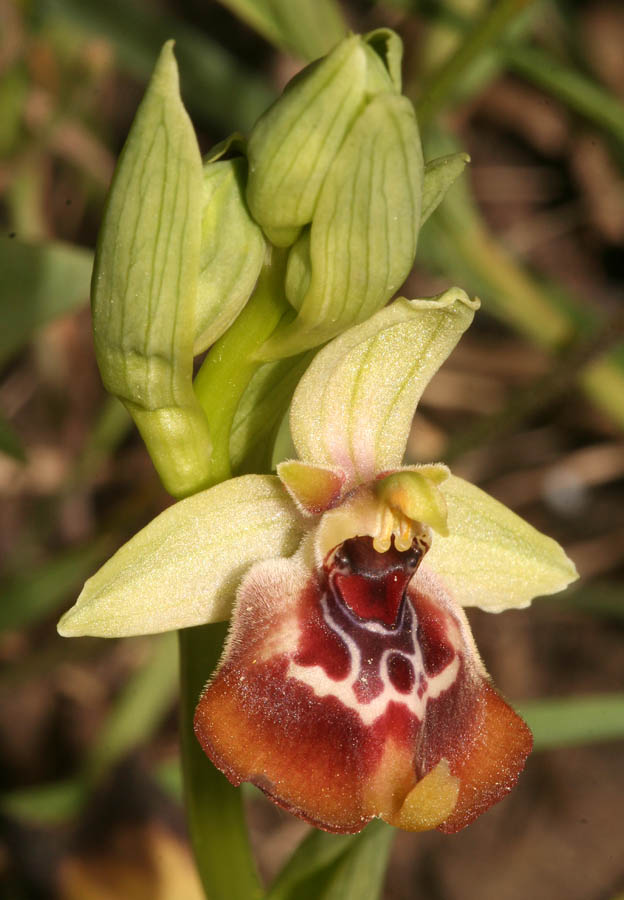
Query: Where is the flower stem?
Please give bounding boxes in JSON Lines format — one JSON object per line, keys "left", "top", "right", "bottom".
{"left": 179, "top": 624, "right": 264, "bottom": 900}
{"left": 414, "top": 0, "right": 538, "bottom": 129}
{"left": 179, "top": 247, "right": 295, "bottom": 898}
{"left": 193, "top": 247, "right": 291, "bottom": 485}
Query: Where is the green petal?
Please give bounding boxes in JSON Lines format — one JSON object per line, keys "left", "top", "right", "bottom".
{"left": 421, "top": 152, "right": 470, "bottom": 226}
{"left": 424, "top": 475, "right": 578, "bottom": 612}
{"left": 58, "top": 476, "right": 302, "bottom": 637}
{"left": 290, "top": 288, "right": 479, "bottom": 485}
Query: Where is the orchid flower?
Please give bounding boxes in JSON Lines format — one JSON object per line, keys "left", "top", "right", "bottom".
{"left": 59, "top": 287, "right": 577, "bottom": 834}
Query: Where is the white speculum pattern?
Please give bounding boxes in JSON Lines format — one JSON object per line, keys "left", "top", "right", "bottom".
{"left": 287, "top": 589, "right": 460, "bottom": 728}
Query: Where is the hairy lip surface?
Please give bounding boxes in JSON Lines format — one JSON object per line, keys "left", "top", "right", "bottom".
{"left": 194, "top": 537, "right": 533, "bottom": 833}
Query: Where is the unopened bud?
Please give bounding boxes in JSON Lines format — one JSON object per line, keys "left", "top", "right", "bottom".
{"left": 262, "top": 90, "right": 423, "bottom": 358}
{"left": 246, "top": 33, "right": 399, "bottom": 248}
{"left": 91, "top": 42, "right": 212, "bottom": 497}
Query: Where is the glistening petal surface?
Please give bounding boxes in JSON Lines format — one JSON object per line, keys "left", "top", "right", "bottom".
{"left": 290, "top": 289, "right": 479, "bottom": 485}
{"left": 58, "top": 475, "right": 303, "bottom": 637}
{"left": 422, "top": 474, "right": 578, "bottom": 612}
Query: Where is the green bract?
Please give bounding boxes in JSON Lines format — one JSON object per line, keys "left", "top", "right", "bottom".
{"left": 421, "top": 152, "right": 471, "bottom": 226}
{"left": 246, "top": 34, "right": 395, "bottom": 247}
{"left": 262, "top": 92, "right": 423, "bottom": 358}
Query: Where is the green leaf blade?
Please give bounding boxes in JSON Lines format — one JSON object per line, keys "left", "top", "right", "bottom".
{"left": 0, "top": 237, "right": 92, "bottom": 367}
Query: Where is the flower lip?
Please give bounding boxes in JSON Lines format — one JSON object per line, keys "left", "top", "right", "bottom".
{"left": 326, "top": 534, "right": 428, "bottom": 628}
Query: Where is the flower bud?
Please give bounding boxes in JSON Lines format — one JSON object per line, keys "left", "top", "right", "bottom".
{"left": 195, "top": 153, "right": 265, "bottom": 355}
{"left": 91, "top": 42, "right": 212, "bottom": 497}
{"left": 261, "top": 90, "right": 423, "bottom": 359}
{"left": 245, "top": 29, "right": 424, "bottom": 359}
{"left": 246, "top": 32, "right": 400, "bottom": 248}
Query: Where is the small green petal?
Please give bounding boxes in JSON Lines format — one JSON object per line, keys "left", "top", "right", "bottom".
{"left": 278, "top": 459, "right": 344, "bottom": 514}
{"left": 424, "top": 474, "right": 579, "bottom": 612}
{"left": 58, "top": 475, "right": 302, "bottom": 637}
{"left": 421, "top": 152, "right": 470, "bottom": 226}
{"left": 290, "top": 288, "right": 479, "bottom": 485}
{"left": 376, "top": 468, "right": 450, "bottom": 536}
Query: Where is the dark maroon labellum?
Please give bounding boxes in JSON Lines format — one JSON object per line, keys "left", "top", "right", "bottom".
{"left": 326, "top": 535, "right": 429, "bottom": 628}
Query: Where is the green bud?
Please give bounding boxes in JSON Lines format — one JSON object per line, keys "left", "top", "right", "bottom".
{"left": 246, "top": 33, "right": 398, "bottom": 247}
{"left": 195, "top": 155, "right": 265, "bottom": 355}
{"left": 91, "top": 41, "right": 212, "bottom": 498}
{"left": 261, "top": 91, "right": 423, "bottom": 359}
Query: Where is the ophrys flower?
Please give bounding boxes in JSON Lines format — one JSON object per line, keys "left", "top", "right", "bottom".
{"left": 59, "top": 288, "right": 577, "bottom": 832}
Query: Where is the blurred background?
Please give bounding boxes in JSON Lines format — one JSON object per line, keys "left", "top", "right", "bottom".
{"left": 1, "top": 0, "right": 623, "bottom": 897}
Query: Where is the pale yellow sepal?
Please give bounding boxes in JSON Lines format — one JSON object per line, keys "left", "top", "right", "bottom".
{"left": 290, "top": 289, "right": 479, "bottom": 487}
{"left": 58, "top": 476, "right": 303, "bottom": 637}
{"left": 424, "top": 474, "right": 579, "bottom": 612}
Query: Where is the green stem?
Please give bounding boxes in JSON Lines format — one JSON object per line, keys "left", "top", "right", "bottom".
{"left": 415, "top": 0, "right": 537, "bottom": 128}
{"left": 193, "top": 247, "right": 291, "bottom": 484}
{"left": 179, "top": 624, "right": 263, "bottom": 900}
{"left": 179, "top": 247, "right": 295, "bottom": 898}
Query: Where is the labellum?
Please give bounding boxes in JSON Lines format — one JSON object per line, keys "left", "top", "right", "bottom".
{"left": 194, "top": 534, "right": 533, "bottom": 833}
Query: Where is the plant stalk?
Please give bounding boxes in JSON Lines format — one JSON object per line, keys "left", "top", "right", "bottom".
{"left": 193, "top": 246, "right": 291, "bottom": 485}
{"left": 179, "top": 624, "right": 264, "bottom": 900}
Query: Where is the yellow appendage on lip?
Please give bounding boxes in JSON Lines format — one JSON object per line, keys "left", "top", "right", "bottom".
{"left": 392, "top": 759, "right": 460, "bottom": 831}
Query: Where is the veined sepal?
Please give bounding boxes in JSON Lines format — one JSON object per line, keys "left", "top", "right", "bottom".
{"left": 57, "top": 475, "right": 304, "bottom": 637}
{"left": 422, "top": 474, "right": 579, "bottom": 612}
